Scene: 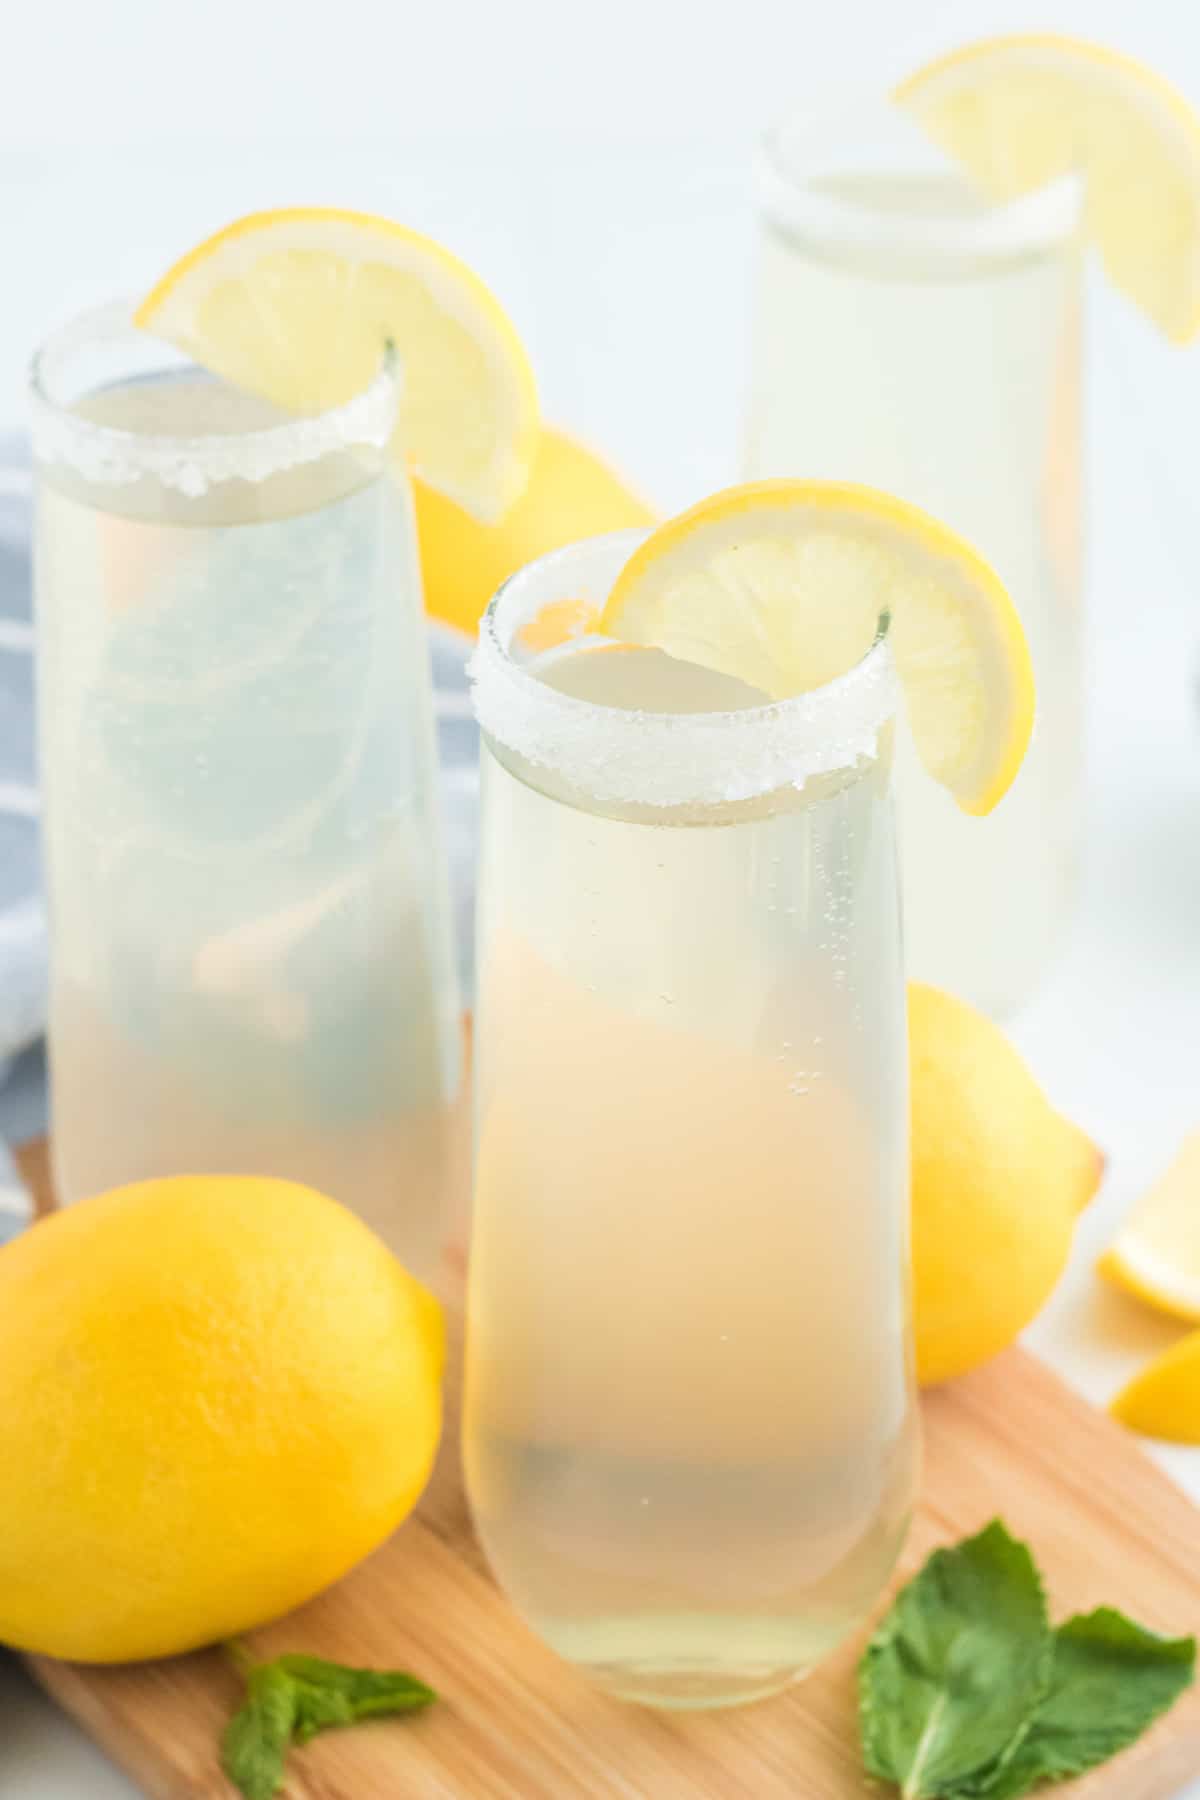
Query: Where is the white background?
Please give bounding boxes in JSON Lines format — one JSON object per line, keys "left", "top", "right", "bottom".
{"left": 4, "top": 0, "right": 1200, "bottom": 1793}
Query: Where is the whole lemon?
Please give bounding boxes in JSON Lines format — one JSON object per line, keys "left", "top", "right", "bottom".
{"left": 0, "top": 1176, "right": 443, "bottom": 1663}
{"left": 414, "top": 425, "right": 655, "bottom": 634}
{"left": 911, "top": 983, "right": 1102, "bottom": 1386}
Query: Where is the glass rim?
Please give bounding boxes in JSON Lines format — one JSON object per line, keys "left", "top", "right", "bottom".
{"left": 756, "top": 95, "right": 1082, "bottom": 260}
{"left": 29, "top": 299, "right": 400, "bottom": 492}
{"left": 470, "top": 529, "right": 899, "bottom": 812}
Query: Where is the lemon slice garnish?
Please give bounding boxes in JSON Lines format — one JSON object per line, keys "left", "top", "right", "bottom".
{"left": 136, "top": 207, "right": 539, "bottom": 521}
{"left": 896, "top": 35, "right": 1200, "bottom": 342}
{"left": 599, "top": 480, "right": 1034, "bottom": 815}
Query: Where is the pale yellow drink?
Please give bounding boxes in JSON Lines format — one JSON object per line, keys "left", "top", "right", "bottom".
{"left": 32, "top": 307, "right": 461, "bottom": 1275}
{"left": 745, "top": 116, "right": 1082, "bottom": 1016}
{"left": 463, "top": 532, "right": 918, "bottom": 1710}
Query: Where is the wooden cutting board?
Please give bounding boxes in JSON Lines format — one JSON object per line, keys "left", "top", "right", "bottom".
{"left": 14, "top": 1137, "right": 1200, "bottom": 1799}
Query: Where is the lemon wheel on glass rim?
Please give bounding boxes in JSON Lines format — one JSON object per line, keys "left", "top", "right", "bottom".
{"left": 600, "top": 479, "right": 1035, "bottom": 816}
{"left": 136, "top": 207, "right": 539, "bottom": 521}
{"left": 896, "top": 34, "right": 1200, "bottom": 342}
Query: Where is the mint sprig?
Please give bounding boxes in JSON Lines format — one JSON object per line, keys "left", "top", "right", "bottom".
{"left": 859, "top": 1521, "right": 1195, "bottom": 1800}
{"left": 860, "top": 1521, "right": 1052, "bottom": 1796}
{"left": 221, "top": 1643, "right": 435, "bottom": 1799}
{"left": 221, "top": 1664, "right": 298, "bottom": 1800}
{"left": 963, "top": 1608, "right": 1196, "bottom": 1799}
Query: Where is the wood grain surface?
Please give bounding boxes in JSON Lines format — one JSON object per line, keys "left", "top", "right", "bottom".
{"left": 14, "top": 1138, "right": 1200, "bottom": 1798}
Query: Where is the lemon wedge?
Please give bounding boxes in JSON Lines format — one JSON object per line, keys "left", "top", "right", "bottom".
{"left": 136, "top": 208, "right": 539, "bottom": 522}
{"left": 1111, "top": 1331, "right": 1200, "bottom": 1443}
{"left": 599, "top": 480, "right": 1034, "bottom": 815}
{"left": 896, "top": 35, "right": 1200, "bottom": 342}
{"left": 1099, "top": 1132, "right": 1200, "bottom": 1323}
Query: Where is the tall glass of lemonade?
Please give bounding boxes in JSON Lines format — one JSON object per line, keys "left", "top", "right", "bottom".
{"left": 463, "top": 527, "right": 919, "bottom": 1709}
{"left": 32, "top": 207, "right": 539, "bottom": 1274}
{"left": 744, "top": 105, "right": 1081, "bottom": 1016}
{"left": 32, "top": 304, "right": 460, "bottom": 1275}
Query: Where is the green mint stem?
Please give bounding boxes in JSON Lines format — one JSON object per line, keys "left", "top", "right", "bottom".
{"left": 903, "top": 1693, "right": 949, "bottom": 1800}
{"left": 224, "top": 1639, "right": 257, "bottom": 1678}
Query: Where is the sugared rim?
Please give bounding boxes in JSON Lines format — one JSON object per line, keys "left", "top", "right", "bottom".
{"left": 468, "top": 529, "right": 898, "bottom": 812}
{"left": 757, "top": 94, "right": 1082, "bottom": 262}
{"left": 29, "top": 300, "right": 398, "bottom": 494}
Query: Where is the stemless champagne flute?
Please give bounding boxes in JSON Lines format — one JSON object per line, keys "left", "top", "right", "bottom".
{"left": 463, "top": 531, "right": 919, "bottom": 1710}
{"left": 31, "top": 303, "right": 461, "bottom": 1276}
{"left": 744, "top": 104, "right": 1083, "bottom": 1017}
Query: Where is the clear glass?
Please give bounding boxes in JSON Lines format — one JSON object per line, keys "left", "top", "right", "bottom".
{"left": 463, "top": 531, "right": 918, "bottom": 1711}
{"left": 31, "top": 303, "right": 461, "bottom": 1278}
{"left": 744, "top": 102, "right": 1084, "bottom": 1018}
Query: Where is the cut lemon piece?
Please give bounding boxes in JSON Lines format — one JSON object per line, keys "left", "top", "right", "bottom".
{"left": 1111, "top": 1331, "right": 1200, "bottom": 1443}
{"left": 136, "top": 208, "right": 539, "bottom": 522}
{"left": 1099, "top": 1132, "right": 1200, "bottom": 1323}
{"left": 896, "top": 35, "right": 1200, "bottom": 342}
{"left": 599, "top": 480, "right": 1034, "bottom": 815}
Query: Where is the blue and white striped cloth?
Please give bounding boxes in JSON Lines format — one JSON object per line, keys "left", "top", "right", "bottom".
{"left": 0, "top": 435, "right": 480, "bottom": 1242}
{"left": 0, "top": 441, "right": 42, "bottom": 1240}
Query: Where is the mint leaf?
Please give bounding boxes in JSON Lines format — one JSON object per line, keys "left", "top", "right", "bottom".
{"left": 220, "top": 1645, "right": 436, "bottom": 1799}
{"left": 221, "top": 1665, "right": 298, "bottom": 1800}
{"left": 276, "top": 1653, "right": 436, "bottom": 1744}
{"left": 964, "top": 1608, "right": 1195, "bottom": 1799}
{"left": 859, "top": 1520, "right": 1052, "bottom": 1798}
